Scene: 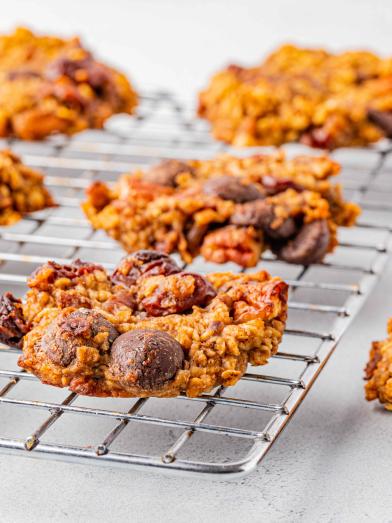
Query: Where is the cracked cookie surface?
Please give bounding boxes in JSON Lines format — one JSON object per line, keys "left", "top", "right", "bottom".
{"left": 83, "top": 152, "right": 360, "bottom": 267}
{"left": 0, "top": 252, "right": 288, "bottom": 398}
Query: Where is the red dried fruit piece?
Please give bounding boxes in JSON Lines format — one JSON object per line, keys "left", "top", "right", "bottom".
{"left": 112, "top": 250, "right": 181, "bottom": 288}
{"left": 29, "top": 259, "right": 103, "bottom": 288}
{"left": 0, "top": 292, "right": 28, "bottom": 348}
{"left": 140, "top": 272, "right": 216, "bottom": 316}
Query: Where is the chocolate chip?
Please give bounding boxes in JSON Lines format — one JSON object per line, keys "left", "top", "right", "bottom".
{"left": 275, "top": 219, "right": 330, "bottom": 265}
{"left": 143, "top": 160, "right": 194, "bottom": 187}
{"left": 141, "top": 272, "right": 217, "bottom": 316}
{"left": 267, "top": 216, "right": 297, "bottom": 240}
{"left": 41, "top": 309, "right": 118, "bottom": 367}
{"left": 112, "top": 250, "right": 181, "bottom": 288}
{"left": 0, "top": 293, "right": 28, "bottom": 348}
{"left": 231, "top": 200, "right": 297, "bottom": 239}
{"left": 203, "top": 176, "right": 263, "bottom": 203}
{"left": 231, "top": 200, "right": 271, "bottom": 227}
{"left": 109, "top": 329, "right": 184, "bottom": 389}
{"left": 367, "top": 109, "right": 392, "bottom": 138}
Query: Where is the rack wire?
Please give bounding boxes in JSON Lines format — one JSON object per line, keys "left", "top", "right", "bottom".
{"left": 0, "top": 90, "right": 391, "bottom": 479}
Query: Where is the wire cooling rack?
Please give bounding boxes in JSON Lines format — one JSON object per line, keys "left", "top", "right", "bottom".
{"left": 0, "top": 91, "right": 391, "bottom": 479}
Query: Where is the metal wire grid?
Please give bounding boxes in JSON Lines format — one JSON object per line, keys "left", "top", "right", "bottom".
{"left": 0, "top": 91, "right": 391, "bottom": 479}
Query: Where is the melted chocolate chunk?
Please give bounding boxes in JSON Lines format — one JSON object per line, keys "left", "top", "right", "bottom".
{"left": 41, "top": 309, "right": 118, "bottom": 367}
{"left": 231, "top": 200, "right": 297, "bottom": 239}
{"left": 275, "top": 219, "right": 330, "bottom": 265}
{"left": 203, "top": 176, "right": 263, "bottom": 203}
{"left": 109, "top": 329, "right": 184, "bottom": 389}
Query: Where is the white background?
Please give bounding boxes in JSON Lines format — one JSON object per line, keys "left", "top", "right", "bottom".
{"left": 1, "top": 1, "right": 392, "bottom": 522}
{"left": 3, "top": 0, "right": 392, "bottom": 99}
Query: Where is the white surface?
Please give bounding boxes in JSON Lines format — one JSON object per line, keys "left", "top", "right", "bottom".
{"left": 1, "top": 1, "right": 392, "bottom": 522}
{"left": 3, "top": 0, "right": 392, "bottom": 99}
{"left": 1, "top": 261, "right": 392, "bottom": 523}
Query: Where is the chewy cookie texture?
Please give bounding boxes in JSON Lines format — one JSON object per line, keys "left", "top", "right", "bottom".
{"left": 198, "top": 44, "right": 392, "bottom": 149}
{"left": 0, "top": 149, "right": 54, "bottom": 225}
{"left": 0, "top": 252, "right": 288, "bottom": 398}
{"left": 365, "top": 319, "right": 392, "bottom": 410}
{"left": 83, "top": 152, "right": 360, "bottom": 267}
{"left": 0, "top": 27, "right": 137, "bottom": 139}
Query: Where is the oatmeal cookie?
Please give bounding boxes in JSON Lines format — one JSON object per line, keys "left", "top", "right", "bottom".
{"left": 0, "top": 27, "right": 137, "bottom": 139}
{"left": 0, "top": 253, "right": 288, "bottom": 398}
{"left": 365, "top": 318, "right": 392, "bottom": 410}
{"left": 198, "top": 44, "right": 392, "bottom": 148}
{"left": 0, "top": 149, "right": 55, "bottom": 225}
{"left": 83, "top": 152, "right": 360, "bottom": 267}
